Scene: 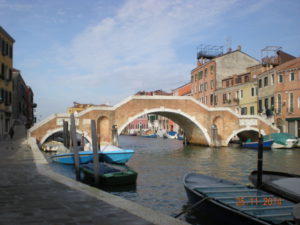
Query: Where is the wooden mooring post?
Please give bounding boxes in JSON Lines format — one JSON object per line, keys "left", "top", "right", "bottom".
{"left": 91, "top": 120, "right": 100, "bottom": 185}
{"left": 63, "top": 120, "right": 69, "bottom": 148}
{"left": 257, "top": 134, "right": 264, "bottom": 188}
{"left": 70, "top": 113, "right": 80, "bottom": 180}
{"left": 112, "top": 125, "right": 119, "bottom": 146}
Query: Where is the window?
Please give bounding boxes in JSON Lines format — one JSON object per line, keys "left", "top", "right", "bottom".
{"left": 204, "top": 82, "right": 207, "bottom": 91}
{"left": 250, "top": 106, "right": 255, "bottom": 115}
{"left": 258, "top": 99, "right": 262, "bottom": 113}
{"left": 277, "top": 94, "right": 282, "bottom": 113}
{"left": 264, "top": 98, "right": 269, "bottom": 110}
{"left": 240, "top": 90, "right": 243, "bottom": 99}
{"left": 241, "top": 107, "right": 247, "bottom": 115}
{"left": 210, "top": 94, "right": 214, "bottom": 105}
{"left": 210, "top": 65, "right": 214, "bottom": 74}
{"left": 210, "top": 80, "right": 214, "bottom": 89}
{"left": 245, "top": 76, "right": 249, "bottom": 82}
{"left": 199, "top": 71, "right": 203, "bottom": 79}
{"left": 204, "top": 68, "right": 207, "bottom": 77}
{"left": 271, "top": 74, "right": 274, "bottom": 85}
{"left": 271, "top": 96, "right": 274, "bottom": 110}
{"left": 298, "top": 97, "right": 300, "bottom": 109}
{"left": 214, "top": 95, "right": 218, "bottom": 105}
{"left": 264, "top": 77, "right": 268, "bottom": 87}
{"left": 205, "top": 96, "right": 207, "bottom": 104}
{"left": 258, "top": 79, "right": 262, "bottom": 88}
{"left": 223, "top": 94, "right": 227, "bottom": 103}
{"left": 290, "top": 72, "right": 295, "bottom": 81}
{"left": 278, "top": 73, "right": 283, "bottom": 83}
{"left": 289, "top": 92, "right": 294, "bottom": 113}
{"left": 251, "top": 87, "right": 255, "bottom": 97}
{"left": 200, "top": 84, "right": 203, "bottom": 92}
{"left": 226, "top": 80, "right": 230, "bottom": 87}
{"left": 235, "top": 77, "right": 241, "bottom": 84}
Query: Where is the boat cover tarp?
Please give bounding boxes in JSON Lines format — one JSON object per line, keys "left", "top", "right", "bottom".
{"left": 264, "top": 133, "right": 297, "bottom": 145}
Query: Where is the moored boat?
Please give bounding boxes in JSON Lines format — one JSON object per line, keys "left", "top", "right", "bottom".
{"left": 51, "top": 151, "right": 94, "bottom": 165}
{"left": 166, "top": 131, "right": 177, "bottom": 139}
{"left": 249, "top": 170, "right": 300, "bottom": 203}
{"left": 242, "top": 139, "right": 273, "bottom": 149}
{"left": 264, "top": 133, "right": 298, "bottom": 149}
{"left": 184, "top": 172, "right": 297, "bottom": 225}
{"left": 100, "top": 145, "right": 135, "bottom": 164}
{"left": 80, "top": 162, "right": 138, "bottom": 186}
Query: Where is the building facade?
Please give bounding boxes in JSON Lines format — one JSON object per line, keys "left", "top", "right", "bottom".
{"left": 274, "top": 57, "right": 300, "bottom": 136}
{"left": 0, "top": 26, "right": 14, "bottom": 139}
{"left": 191, "top": 46, "right": 259, "bottom": 107}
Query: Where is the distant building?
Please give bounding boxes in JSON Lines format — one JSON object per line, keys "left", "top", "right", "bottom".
{"left": 191, "top": 45, "right": 259, "bottom": 107}
{"left": 0, "top": 26, "right": 14, "bottom": 139}
{"left": 67, "top": 102, "right": 110, "bottom": 114}
{"left": 12, "top": 69, "right": 27, "bottom": 124}
{"left": 172, "top": 82, "right": 192, "bottom": 96}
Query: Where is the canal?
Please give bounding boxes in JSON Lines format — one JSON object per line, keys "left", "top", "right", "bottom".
{"left": 47, "top": 135, "right": 300, "bottom": 224}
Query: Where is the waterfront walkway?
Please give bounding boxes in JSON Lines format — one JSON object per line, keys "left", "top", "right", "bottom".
{"left": 0, "top": 126, "right": 188, "bottom": 225}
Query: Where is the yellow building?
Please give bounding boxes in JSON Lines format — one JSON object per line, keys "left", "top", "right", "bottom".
{"left": 0, "top": 26, "right": 15, "bottom": 139}
{"left": 67, "top": 102, "right": 110, "bottom": 114}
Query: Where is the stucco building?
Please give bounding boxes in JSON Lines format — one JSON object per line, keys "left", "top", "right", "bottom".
{"left": 0, "top": 26, "right": 14, "bottom": 139}
{"left": 274, "top": 57, "right": 300, "bottom": 136}
{"left": 191, "top": 46, "right": 259, "bottom": 107}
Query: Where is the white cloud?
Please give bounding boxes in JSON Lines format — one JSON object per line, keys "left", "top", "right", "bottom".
{"left": 58, "top": 0, "right": 237, "bottom": 98}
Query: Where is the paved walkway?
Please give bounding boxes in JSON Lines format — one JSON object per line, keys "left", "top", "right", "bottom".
{"left": 0, "top": 126, "right": 189, "bottom": 225}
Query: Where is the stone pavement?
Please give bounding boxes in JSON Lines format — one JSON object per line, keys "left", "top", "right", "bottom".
{"left": 0, "top": 126, "right": 189, "bottom": 225}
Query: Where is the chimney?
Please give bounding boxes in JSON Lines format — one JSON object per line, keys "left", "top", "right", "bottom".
{"left": 237, "top": 45, "right": 241, "bottom": 51}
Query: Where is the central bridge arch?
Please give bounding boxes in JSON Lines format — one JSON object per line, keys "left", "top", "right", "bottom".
{"left": 118, "top": 107, "right": 212, "bottom": 145}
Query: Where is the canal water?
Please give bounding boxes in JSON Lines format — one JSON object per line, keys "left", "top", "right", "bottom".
{"left": 47, "top": 136, "right": 300, "bottom": 224}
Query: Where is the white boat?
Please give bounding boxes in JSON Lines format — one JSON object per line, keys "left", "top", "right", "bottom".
{"left": 264, "top": 133, "right": 298, "bottom": 149}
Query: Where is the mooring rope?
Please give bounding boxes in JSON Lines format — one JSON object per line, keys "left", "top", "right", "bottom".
{"left": 174, "top": 196, "right": 210, "bottom": 218}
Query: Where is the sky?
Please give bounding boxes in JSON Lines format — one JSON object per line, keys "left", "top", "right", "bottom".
{"left": 1, "top": 0, "right": 300, "bottom": 121}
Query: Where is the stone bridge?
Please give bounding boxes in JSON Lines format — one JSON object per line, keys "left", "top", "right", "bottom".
{"left": 28, "top": 96, "right": 278, "bottom": 147}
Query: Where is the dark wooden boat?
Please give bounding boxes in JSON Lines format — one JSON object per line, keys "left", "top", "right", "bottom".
{"left": 80, "top": 162, "right": 137, "bottom": 186}
{"left": 184, "top": 172, "right": 296, "bottom": 225}
{"left": 249, "top": 170, "right": 300, "bottom": 203}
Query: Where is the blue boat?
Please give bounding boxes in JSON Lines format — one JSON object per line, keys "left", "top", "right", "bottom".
{"left": 242, "top": 139, "right": 273, "bottom": 149}
{"left": 101, "top": 149, "right": 135, "bottom": 164}
{"left": 142, "top": 134, "right": 158, "bottom": 138}
{"left": 184, "top": 172, "right": 297, "bottom": 225}
{"left": 51, "top": 151, "right": 94, "bottom": 165}
{"left": 51, "top": 145, "right": 135, "bottom": 165}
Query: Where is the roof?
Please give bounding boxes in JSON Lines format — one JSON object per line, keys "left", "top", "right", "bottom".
{"left": 275, "top": 57, "right": 300, "bottom": 72}
{"left": 0, "top": 26, "right": 15, "bottom": 43}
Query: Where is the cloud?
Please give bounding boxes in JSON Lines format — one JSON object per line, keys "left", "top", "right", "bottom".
{"left": 58, "top": 0, "right": 237, "bottom": 95}
{"left": 0, "top": 0, "right": 32, "bottom": 11}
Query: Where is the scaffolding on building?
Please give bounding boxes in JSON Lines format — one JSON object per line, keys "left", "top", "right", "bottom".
{"left": 261, "top": 46, "right": 282, "bottom": 66}
{"left": 196, "top": 45, "right": 224, "bottom": 60}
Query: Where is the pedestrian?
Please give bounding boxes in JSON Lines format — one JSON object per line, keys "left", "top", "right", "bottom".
{"left": 9, "top": 126, "right": 14, "bottom": 139}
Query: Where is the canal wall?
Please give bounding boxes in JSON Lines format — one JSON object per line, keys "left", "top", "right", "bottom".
{"left": 28, "top": 137, "right": 190, "bottom": 225}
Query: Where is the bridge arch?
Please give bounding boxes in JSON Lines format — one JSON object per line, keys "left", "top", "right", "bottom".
{"left": 225, "top": 127, "right": 267, "bottom": 146}
{"left": 40, "top": 127, "right": 92, "bottom": 145}
{"left": 118, "top": 107, "right": 212, "bottom": 145}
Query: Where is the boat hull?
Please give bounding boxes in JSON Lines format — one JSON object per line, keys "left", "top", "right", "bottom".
{"left": 184, "top": 172, "right": 295, "bottom": 225}
{"left": 102, "top": 149, "right": 134, "bottom": 164}
{"left": 242, "top": 140, "right": 273, "bottom": 149}
{"left": 51, "top": 151, "right": 94, "bottom": 165}
{"left": 80, "top": 163, "right": 137, "bottom": 186}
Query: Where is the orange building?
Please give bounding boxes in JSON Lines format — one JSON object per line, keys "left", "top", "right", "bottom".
{"left": 274, "top": 57, "right": 300, "bottom": 136}
{"left": 172, "top": 82, "right": 192, "bottom": 96}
